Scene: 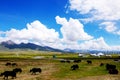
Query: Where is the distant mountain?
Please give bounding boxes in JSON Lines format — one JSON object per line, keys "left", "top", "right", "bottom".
{"left": 0, "top": 40, "right": 63, "bottom": 52}
{"left": 64, "top": 48, "right": 89, "bottom": 53}
{"left": 0, "top": 44, "right": 9, "bottom": 51}
{"left": 1, "top": 40, "right": 120, "bottom": 54}
{"left": 1, "top": 40, "right": 15, "bottom": 45}
{"left": 64, "top": 48, "right": 120, "bottom": 54}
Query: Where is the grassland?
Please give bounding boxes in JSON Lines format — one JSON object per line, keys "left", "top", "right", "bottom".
{"left": 0, "top": 50, "right": 120, "bottom": 80}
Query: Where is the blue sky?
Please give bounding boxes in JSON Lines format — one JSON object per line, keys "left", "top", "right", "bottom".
{"left": 0, "top": 0, "right": 67, "bottom": 30}
{"left": 0, "top": 0, "right": 120, "bottom": 50}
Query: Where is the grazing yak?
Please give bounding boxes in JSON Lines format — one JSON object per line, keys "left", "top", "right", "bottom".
{"left": 11, "top": 63, "right": 18, "bottom": 66}
{"left": 114, "top": 59, "right": 120, "bottom": 62}
{"left": 66, "top": 60, "right": 70, "bottom": 63}
{"left": 87, "top": 60, "right": 92, "bottom": 64}
{"left": 71, "top": 64, "right": 79, "bottom": 70}
{"left": 60, "top": 60, "right": 66, "bottom": 63}
{"left": 13, "top": 68, "right": 22, "bottom": 73}
{"left": 30, "top": 68, "right": 42, "bottom": 74}
{"left": 106, "top": 64, "right": 118, "bottom": 74}
{"left": 100, "top": 63, "right": 104, "bottom": 66}
{"left": 106, "top": 64, "right": 116, "bottom": 70}
{"left": 0, "top": 71, "right": 16, "bottom": 79}
{"left": 73, "top": 60, "right": 81, "bottom": 63}
{"left": 5, "top": 62, "right": 17, "bottom": 66}
{"left": 60, "top": 60, "right": 71, "bottom": 63}
{"left": 109, "top": 69, "right": 118, "bottom": 74}
{"left": 5, "top": 62, "right": 11, "bottom": 66}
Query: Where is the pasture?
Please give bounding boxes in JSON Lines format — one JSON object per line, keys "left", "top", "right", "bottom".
{"left": 0, "top": 51, "right": 120, "bottom": 80}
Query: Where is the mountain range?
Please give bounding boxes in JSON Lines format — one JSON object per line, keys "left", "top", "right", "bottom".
{"left": 0, "top": 40, "right": 63, "bottom": 52}
{"left": 0, "top": 40, "right": 120, "bottom": 54}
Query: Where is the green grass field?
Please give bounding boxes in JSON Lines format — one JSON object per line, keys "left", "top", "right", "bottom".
{"left": 0, "top": 51, "right": 120, "bottom": 80}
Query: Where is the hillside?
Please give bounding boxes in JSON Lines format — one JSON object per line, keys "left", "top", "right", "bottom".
{"left": 0, "top": 40, "right": 63, "bottom": 52}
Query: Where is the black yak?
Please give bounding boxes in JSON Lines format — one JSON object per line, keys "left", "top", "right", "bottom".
{"left": 109, "top": 69, "right": 118, "bottom": 74}
{"left": 30, "top": 68, "right": 42, "bottom": 74}
{"left": 106, "top": 64, "right": 116, "bottom": 70}
{"left": 73, "top": 60, "right": 81, "bottom": 63}
{"left": 0, "top": 71, "right": 16, "bottom": 79}
{"left": 106, "top": 64, "right": 118, "bottom": 74}
{"left": 5, "top": 62, "right": 11, "bottom": 66}
{"left": 60, "top": 60, "right": 66, "bottom": 63}
{"left": 100, "top": 63, "right": 104, "bottom": 66}
{"left": 12, "top": 63, "right": 17, "bottom": 66}
{"left": 13, "top": 68, "right": 22, "bottom": 73}
{"left": 5, "top": 62, "right": 17, "bottom": 66}
{"left": 87, "top": 60, "right": 92, "bottom": 64}
{"left": 66, "top": 60, "right": 70, "bottom": 63}
{"left": 71, "top": 64, "right": 79, "bottom": 70}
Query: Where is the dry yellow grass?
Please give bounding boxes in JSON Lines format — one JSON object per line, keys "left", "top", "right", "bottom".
{"left": 0, "top": 59, "right": 58, "bottom": 80}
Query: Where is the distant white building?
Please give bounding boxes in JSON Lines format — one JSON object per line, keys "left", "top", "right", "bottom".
{"left": 91, "top": 53, "right": 98, "bottom": 56}
{"left": 97, "top": 53, "right": 104, "bottom": 56}
{"left": 78, "top": 53, "right": 89, "bottom": 57}
{"left": 105, "top": 54, "right": 112, "bottom": 57}
{"left": 90, "top": 53, "right": 104, "bottom": 57}
{"left": 78, "top": 53, "right": 84, "bottom": 57}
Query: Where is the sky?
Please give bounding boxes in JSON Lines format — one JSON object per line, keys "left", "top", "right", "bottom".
{"left": 0, "top": 0, "right": 120, "bottom": 50}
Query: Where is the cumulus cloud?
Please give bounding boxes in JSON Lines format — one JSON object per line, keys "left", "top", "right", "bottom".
{"left": 55, "top": 16, "right": 93, "bottom": 42}
{"left": 69, "top": 0, "right": 120, "bottom": 21}
{"left": 99, "top": 22, "right": 120, "bottom": 35}
{"left": 111, "top": 46, "right": 120, "bottom": 51}
{"left": 100, "top": 22, "right": 117, "bottom": 33}
{"left": 68, "top": 0, "right": 120, "bottom": 35}
{"left": 79, "top": 37, "right": 110, "bottom": 50}
{"left": 0, "top": 19, "right": 120, "bottom": 50}
{"left": 78, "top": 37, "right": 120, "bottom": 51}
{"left": 0, "top": 20, "right": 60, "bottom": 46}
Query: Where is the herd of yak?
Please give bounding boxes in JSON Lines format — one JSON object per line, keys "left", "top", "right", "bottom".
{"left": 0, "top": 62, "right": 42, "bottom": 80}
{"left": 0, "top": 59, "right": 119, "bottom": 80}
{"left": 61, "top": 59, "right": 119, "bottom": 74}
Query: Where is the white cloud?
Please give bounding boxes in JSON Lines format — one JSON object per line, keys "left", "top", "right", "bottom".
{"left": 78, "top": 37, "right": 120, "bottom": 51}
{"left": 99, "top": 22, "right": 120, "bottom": 35}
{"left": 0, "top": 20, "right": 60, "bottom": 46}
{"left": 69, "top": 0, "right": 120, "bottom": 21}
{"left": 68, "top": 0, "right": 120, "bottom": 36}
{"left": 111, "top": 46, "right": 120, "bottom": 51}
{"left": 100, "top": 22, "right": 117, "bottom": 33}
{"left": 55, "top": 16, "right": 118, "bottom": 50}
{"left": 79, "top": 37, "right": 110, "bottom": 50}
{"left": 0, "top": 20, "right": 120, "bottom": 50}
{"left": 55, "top": 16, "right": 93, "bottom": 42}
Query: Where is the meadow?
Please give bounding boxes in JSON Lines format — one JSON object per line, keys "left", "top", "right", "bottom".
{"left": 0, "top": 50, "right": 120, "bottom": 80}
